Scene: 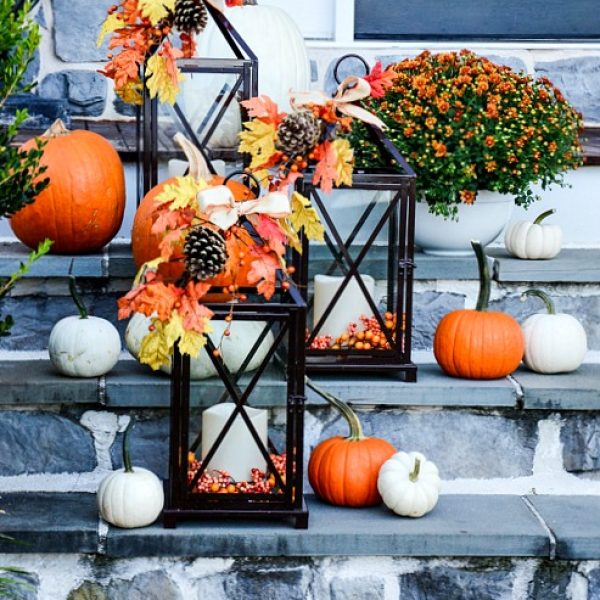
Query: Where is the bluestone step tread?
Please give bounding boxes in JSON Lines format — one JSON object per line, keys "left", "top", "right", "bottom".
{"left": 513, "top": 365, "right": 600, "bottom": 410}
{"left": 528, "top": 495, "right": 600, "bottom": 559}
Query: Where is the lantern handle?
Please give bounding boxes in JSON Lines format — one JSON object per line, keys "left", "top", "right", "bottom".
{"left": 223, "top": 170, "right": 261, "bottom": 194}
{"left": 333, "top": 53, "right": 371, "bottom": 85}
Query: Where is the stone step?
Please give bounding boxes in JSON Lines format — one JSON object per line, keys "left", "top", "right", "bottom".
{"left": 0, "top": 491, "right": 598, "bottom": 560}
{"left": 1, "top": 242, "right": 600, "bottom": 353}
{"left": 0, "top": 358, "right": 599, "bottom": 488}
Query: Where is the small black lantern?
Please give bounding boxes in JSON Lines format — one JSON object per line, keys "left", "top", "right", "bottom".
{"left": 163, "top": 286, "right": 309, "bottom": 529}
{"left": 293, "top": 58, "right": 417, "bottom": 381}
{"left": 138, "top": 1, "right": 258, "bottom": 200}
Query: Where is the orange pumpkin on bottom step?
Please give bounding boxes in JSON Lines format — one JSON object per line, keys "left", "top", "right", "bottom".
{"left": 307, "top": 379, "right": 396, "bottom": 507}
{"left": 433, "top": 240, "right": 524, "bottom": 379}
{"left": 131, "top": 134, "right": 255, "bottom": 284}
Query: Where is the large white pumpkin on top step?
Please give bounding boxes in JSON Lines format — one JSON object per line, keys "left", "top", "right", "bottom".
{"left": 125, "top": 313, "right": 275, "bottom": 379}
{"left": 521, "top": 289, "right": 587, "bottom": 374}
{"left": 183, "top": 1, "right": 310, "bottom": 148}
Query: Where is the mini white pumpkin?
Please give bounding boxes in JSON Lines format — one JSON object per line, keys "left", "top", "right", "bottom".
{"left": 125, "top": 312, "right": 275, "bottom": 379}
{"left": 97, "top": 420, "right": 164, "bottom": 528}
{"left": 377, "top": 451, "right": 441, "bottom": 518}
{"left": 504, "top": 208, "right": 562, "bottom": 260}
{"left": 521, "top": 289, "right": 587, "bottom": 374}
{"left": 48, "top": 277, "right": 121, "bottom": 377}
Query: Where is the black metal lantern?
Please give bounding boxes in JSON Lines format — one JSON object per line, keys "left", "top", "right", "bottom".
{"left": 293, "top": 57, "right": 417, "bottom": 381}
{"left": 138, "top": 1, "right": 258, "bottom": 200}
{"left": 163, "top": 285, "right": 309, "bottom": 529}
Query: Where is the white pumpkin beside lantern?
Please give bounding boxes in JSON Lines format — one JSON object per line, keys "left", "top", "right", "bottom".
{"left": 377, "top": 451, "right": 441, "bottom": 518}
{"left": 521, "top": 289, "right": 587, "bottom": 374}
{"left": 48, "top": 277, "right": 121, "bottom": 377}
{"left": 504, "top": 208, "right": 562, "bottom": 260}
{"left": 185, "top": 0, "right": 310, "bottom": 148}
{"left": 125, "top": 312, "right": 275, "bottom": 379}
{"left": 97, "top": 420, "right": 164, "bottom": 529}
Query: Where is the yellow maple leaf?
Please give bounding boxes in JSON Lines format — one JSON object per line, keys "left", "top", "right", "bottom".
{"left": 331, "top": 138, "right": 354, "bottom": 187}
{"left": 139, "top": 326, "right": 172, "bottom": 370}
{"left": 238, "top": 120, "right": 277, "bottom": 169}
{"left": 146, "top": 53, "right": 183, "bottom": 105}
{"left": 139, "top": 0, "right": 175, "bottom": 24}
{"left": 115, "top": 80, "right": 144, "bottom": 106}
{"left": 178, "top": 328, "right": 208, "bottom": 358}
{"left": 290, "top": 192, "right": 325, "bottom": 242}
{"left": 279, "top": 218, "right": 302, "bottom": 254}
{"left": 156, "top": 176, "right": 208, "bottom": 211}
{"left": 97, "top": 13, "right": 122, "bottom": 47}
{"left": 162, "top": 311, "right": 185, "bottom": 351}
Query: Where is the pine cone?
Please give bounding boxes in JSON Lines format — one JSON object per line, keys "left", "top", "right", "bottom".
{"left": 276, "top": 110, "right": 322, "bottom": 158}
{"left": 183, "top": 226, "right": 228, "bottom": 282}
{"left": 174, "top": 0, "right": 208, "bottom": 34}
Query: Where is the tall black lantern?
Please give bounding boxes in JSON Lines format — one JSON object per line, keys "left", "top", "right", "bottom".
{"left": 138, "top": 1, "right": 258, "bottom": 199}
{"left": 294, "top": 121, "right": 417, "bottom": 381}
{"left": 163, "top": 286, "right": 309, "bottom": 529}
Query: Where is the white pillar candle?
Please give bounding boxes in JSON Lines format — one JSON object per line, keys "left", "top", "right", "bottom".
{"left": 201, "top": 403, "right": 268, "bottom": 482}
{"left": 313, "top": 274, "right": 376, "bottom": 339}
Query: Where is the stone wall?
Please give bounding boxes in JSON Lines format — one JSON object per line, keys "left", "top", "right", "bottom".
{"left": 11, "top": 1, "right": 600, "bottom": 125}
{"left": 0, "top": 554, "right": 599, "bottom": 599}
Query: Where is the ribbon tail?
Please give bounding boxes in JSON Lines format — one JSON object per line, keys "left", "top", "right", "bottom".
{"left": 337, "top": 103, "right": 387, "bottom": 130}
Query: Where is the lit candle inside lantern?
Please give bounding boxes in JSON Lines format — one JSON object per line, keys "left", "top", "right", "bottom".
{"left": 313, "top": 274, "right": 376, "bottom": 339}
{"left": 201, "top": 403, "right": 268, "bottom": 482}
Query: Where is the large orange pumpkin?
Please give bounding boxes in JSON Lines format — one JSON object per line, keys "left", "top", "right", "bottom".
{"left": 433, "top": 240, "right": 524, "bottom": 379}
{"left": 307, "top": 379, "right": 396, "bottom": 507}
{"left": 131, "top": 134, "right": 255, "bottom": 284}
{"left": 10, "top": 119, "right": 125, "bottom": 254}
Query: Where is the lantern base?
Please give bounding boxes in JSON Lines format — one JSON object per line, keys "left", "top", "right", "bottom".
{"left": 162, "top": 494, "right": 309, "bottom": 530}
{"left": 305, "top": 355, "right": 418, "bottom": 382}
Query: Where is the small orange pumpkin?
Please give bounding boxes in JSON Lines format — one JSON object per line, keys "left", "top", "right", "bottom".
{"left": 433, "top": 240, "right": 524, "bottom": 379}
{"left": 307, "top": 379, "right": 396, "bottom": 507}
{"left": 131, "top": 134, "right": 255, "bottom": 284}
{"left": 10, "top": 119, "right": 125, "bottom": 254}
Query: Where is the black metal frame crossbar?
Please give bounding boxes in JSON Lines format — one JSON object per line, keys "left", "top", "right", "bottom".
{"left": 163, "top": 287, "right": 309, "bottom": 529}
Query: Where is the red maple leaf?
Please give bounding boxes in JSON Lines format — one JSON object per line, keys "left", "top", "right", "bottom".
{"left": 252, "top": 215, "right": 287, "bottom": 256}
{"left": 364, "top": 61, "right": 396, "bottom": 98}
{"left": 312, "top": 141, "right": 337, "bottom": 194}
{"left": 241, "top": 96, "right": 286, "bottom": 126}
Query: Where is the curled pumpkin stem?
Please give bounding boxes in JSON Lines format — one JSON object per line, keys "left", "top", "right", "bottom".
{"left": 305, "top": 376, "right": 364, "bottom": 441}
{"left": 68, "top": 276, "right": 88, "bottom": 319}
{"left": 521, "top": 288, "right": 556, "bottom": 315}
{"left": 122, "top": 418, "right": 135, "bottom": 473}
{"left": 471, "top": 240, "right": 491, "bottom": 312}
{"left": 533, "top": 209, "right": 556, "bottom": 225}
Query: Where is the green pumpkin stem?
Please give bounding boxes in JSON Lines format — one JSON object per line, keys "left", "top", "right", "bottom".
{"left": 521, "top": 289, "right": 556, "bottom": 315}
{"left": 305, "top": 377, "right": 364, "bottom": 441}
{"left": 68, "top": 276, "right": 88, "bottom": 319}
{"left": 409, "top": 457, "right": 421, "bottom": 482}
{"left": 123, "top": 419, "right": 134, "bottom": 473}
{"left": 472, "top": 240, "right": 491, "bottom": 312}
{"left": 533, "top": 209, "right": 556, "bottom": 225}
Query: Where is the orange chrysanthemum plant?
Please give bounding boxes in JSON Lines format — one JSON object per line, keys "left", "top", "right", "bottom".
{"left": 349, "top": 50, "right": 584, "bottom": 218}
{"left": 97, "top": 0, "right": 202, "bottom": 105}
{"left": 237, "top": 62, "right": 396, "bottom": 194}
{"left": 117, "top": 143, "right": 324, "bottom": 371}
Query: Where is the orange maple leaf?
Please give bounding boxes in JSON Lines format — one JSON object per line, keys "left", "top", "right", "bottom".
{"left": 241, "top": 96, "right": 286, "bottom": 127}
{"left": 312, "top": 141, "right": 337, "bottom": 193}
{"left": 247, "top": 250, "right": 280, "bottom": 300}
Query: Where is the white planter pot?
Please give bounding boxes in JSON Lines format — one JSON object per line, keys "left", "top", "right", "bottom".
{"left": 415, "top": 191, "right": 515, "bottom": 256}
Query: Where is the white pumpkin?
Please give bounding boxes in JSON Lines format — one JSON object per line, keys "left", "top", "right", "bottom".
{"left": 504, "top": 208, "right": 562, "bottom": 259}
{"left": 521, "top": 289, "right": 587, "bottom": 374}
{"left": 377, "top": 451, "right": 441, "bottom": 518}
{"left": 185, "top": 0, "right": 310, "bottom": 148}
{"left": 125, "top": 312, "right": 275, "bottom": 379}
{"left": 97, "top": 421, "right": 164, "bottom": 528}
{"left": 48, "top": 277, "right": 121, "bottom": 377}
